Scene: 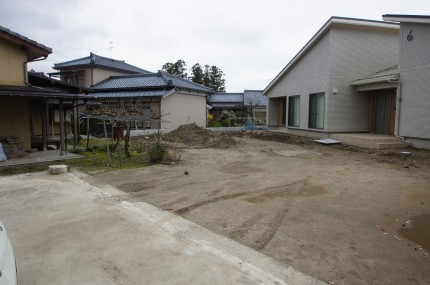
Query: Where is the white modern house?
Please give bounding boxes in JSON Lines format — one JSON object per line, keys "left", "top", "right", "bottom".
{"left": 264, "top": 15, "right": 430, "bottom": 149}
{"left": 263, "top": 17, "right": 399, "bottom": 141}
{"left": 381, "top": 14, "right": 430, "bottom": 149}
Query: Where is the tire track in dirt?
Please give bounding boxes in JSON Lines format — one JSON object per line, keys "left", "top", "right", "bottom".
{"left": 229, "top": 213, "right": 265, "bottom": 240}
{"left": 161, "top": 197, "right": 189, "bottom": 209}
{"left": 174, "top": 192, "right": 248, "bottom": 215}
{"left": 254, "top": 206, "right": 290, "bottom": 250}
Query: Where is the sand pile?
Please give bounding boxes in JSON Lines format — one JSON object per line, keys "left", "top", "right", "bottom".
{"left": 163, "top": 123, "right": 236, "bottom": 149}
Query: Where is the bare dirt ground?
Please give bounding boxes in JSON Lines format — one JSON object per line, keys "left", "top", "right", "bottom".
{"left": 86, "top": 125, "right": 430, "bottom": 285}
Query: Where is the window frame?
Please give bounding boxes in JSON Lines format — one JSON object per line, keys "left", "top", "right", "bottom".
{"left": 288, "top": 95, "right": 300, "bottom": 127}
{"left": 308, "top": 92, "right": 325, "bottom": 129}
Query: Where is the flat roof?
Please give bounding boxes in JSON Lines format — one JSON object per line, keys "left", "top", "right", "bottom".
{"left": 383, "top": 14, "right": 430, "bottom": 24}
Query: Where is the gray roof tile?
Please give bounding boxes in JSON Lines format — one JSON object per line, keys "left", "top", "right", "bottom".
{"left": 54, "top": 53, "right": 151, "bottom": 74}
{"left": 351, "top": 65, "right": 399, "bottom": 86}
{"left": 244, "top": 90, "right": 266, "bottom": 106}
{"left": 92, "top": 90, "right": 169, "bottom": 99}
{"left": 209, "top": 93, "right": 244, "bottom": 103}
{"left": 91, "top": 71, "right": 213, "bottom": 93}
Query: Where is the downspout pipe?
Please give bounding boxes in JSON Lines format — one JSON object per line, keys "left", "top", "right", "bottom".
{"left": 23, "top": 55, "right": 48, "bottom": 85}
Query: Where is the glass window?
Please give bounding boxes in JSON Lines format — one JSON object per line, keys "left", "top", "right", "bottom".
{"left": 288, "top": 96, "right": 300, "bottom": 127}
{"left": 309, "top": 93, "right": 325, "bottom": 129}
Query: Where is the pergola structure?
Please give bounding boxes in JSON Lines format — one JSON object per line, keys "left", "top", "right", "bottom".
{"left": 0, "top": 85, "right": 90, "bottom": 156}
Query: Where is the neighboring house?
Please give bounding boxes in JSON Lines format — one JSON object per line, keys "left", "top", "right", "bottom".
{"left": 90, "top": 71, "right": 213, "bottom": 129}
{"left": 208, "top": 90, "right": 266, "bottom": 125}
{"left": 244, "top": 90, "right": 267, "bottom": 125}
{"left": 0, "top": 25, "right": 87, "bottom": 157}
{"left": 51, "top": 52, "right": 151, "bottom": 88}
{"left": 263, "top": 17, "right": 400, "bottom": 139}
{"left": 209, "top": 92, "right": 246, "bottom": 123}
{"left": 380, "top": 14, "right": 430, "bottom": 149}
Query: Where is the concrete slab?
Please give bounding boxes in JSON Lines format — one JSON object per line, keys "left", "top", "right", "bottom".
{"left": 329, "top": 133, "right": 406, "bottom": 149}
{"left": 0, "top": 172, "right": 324, "bottom": 285}
{"left": 48, "top": 164, "right": 70, "bottom": 175}
{"left": 0, "top": 150, "right": 82, "bottom": 168}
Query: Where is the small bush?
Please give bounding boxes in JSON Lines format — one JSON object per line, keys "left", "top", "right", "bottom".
{"left": 209, "top": 121, "right": 223, "bottom": 128}
{"left": 146, "top": 142, "right": 168, "bottom": 164}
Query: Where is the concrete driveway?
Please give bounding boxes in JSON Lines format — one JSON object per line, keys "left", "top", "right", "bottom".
{"left": 0, "top": 171, "right": 323, "bottom": 285}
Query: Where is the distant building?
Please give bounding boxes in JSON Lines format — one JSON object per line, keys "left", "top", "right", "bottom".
{"left": 90, "top": 71, "right": 213, "bottom": 129}
{"left": 51, "top": 52, "right": 151, "bottom": 88}
{"left": 208, "top": 90, "right": 266, "bottom": 125}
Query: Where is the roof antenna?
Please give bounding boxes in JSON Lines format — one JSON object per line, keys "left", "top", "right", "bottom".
{"left": 108, "top": 41, "right": 113, "bottom": 59}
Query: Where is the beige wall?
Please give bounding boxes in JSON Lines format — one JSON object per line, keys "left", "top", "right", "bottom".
{"left": 0, "top": 97, "right": 31, "bottom": 149}
{"left": 0, "top": 38, "right": 26, "bottom": 86}
{"left": 92, "top": 69, "right": 132, "bottom": 87}
{"left": 160, "top": 92, "right": 207, "bottom": 129}
{"left": 59, "top": 68, "right": 131, "bottom": 88}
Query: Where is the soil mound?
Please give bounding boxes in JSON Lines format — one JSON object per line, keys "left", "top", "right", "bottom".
{"left": 163, "top": 123, "right": 236, "bottom": 149}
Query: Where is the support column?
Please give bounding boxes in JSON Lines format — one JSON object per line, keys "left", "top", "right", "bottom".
{"left": 59, "top": 98, "right": 66, "bottom": 156}
{"left": 41, "top": 100, "right": 48, "bottom": 151}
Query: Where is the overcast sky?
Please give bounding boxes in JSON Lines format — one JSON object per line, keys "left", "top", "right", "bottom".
{"left": 1, "top": 0, "right": 429, "bottom": 91}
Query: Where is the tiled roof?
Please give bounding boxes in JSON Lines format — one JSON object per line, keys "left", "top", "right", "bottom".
{"left": 244, "top": 90, "right": 266, "bottom": 106}
{"left": 0, "top": 25, "right": 52, "bottom": 53}
{"left": 351, "top": 65, "right": 399, "bottom": 86}
{"left": 92, "top": 90, "right": 169, "bottom": 99}
{"left": 92, "top": 74, "right": 166, "bottom": 89}
{"left": 209, "top": 93, "right": 244, "bottom": 103}
{"left": 91, "top": 71, "right": 213, "bottom": 93}
{"left": 54, "top": 53, "right": 151, "bottom": 74}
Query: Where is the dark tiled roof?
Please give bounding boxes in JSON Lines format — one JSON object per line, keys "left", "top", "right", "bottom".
{"left": 92, "top": 90, "right": 169, "bottom": 99}
{"left": 92, "top": 74, "right": 166, "bottom": 89}
{"left": 209, "top": 93, "right": 244, "bottom": 104}
{"left": 91, "top": 71, "right": 213, "bottom": 94}
{"left": 244, "top": 90, "right": 266, "bottom": 106}
{"left": 54, "top": 53, "right": 151, "bottom": 74}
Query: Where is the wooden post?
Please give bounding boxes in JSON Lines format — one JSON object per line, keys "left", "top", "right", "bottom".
{"left": 41, "top": 100, "right": 47, "bottom": 151}
{"left": 59, "top": 98, "right": 66, "bottom": 156}
{"left": 86, "top": 117, "right": 90, "bottom": 150}
{"left": 73, "top": 102, "right": 79, "bottom": 149}
{"left": 103, "top": 120, "right": 112, "bottom": 166}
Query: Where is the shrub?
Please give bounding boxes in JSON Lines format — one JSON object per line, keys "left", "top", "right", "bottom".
{"left": 146, "top": 142, "right": 167, "bottom": 164}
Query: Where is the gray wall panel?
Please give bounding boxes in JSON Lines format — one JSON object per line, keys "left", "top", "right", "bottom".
{"left": 329, "top": 28, "right": 399, "bottom": 132}
{"left": 398, "top": 67, "right": 430, "bottom": 139}
{"left": 266, "top": 32, "right": 331, "bottom": 130}
{"left": 399, "top": 23, "right": 430, "bottom": 70}
{"left": 398, "top": 23, "right": 430, "bottom": 140}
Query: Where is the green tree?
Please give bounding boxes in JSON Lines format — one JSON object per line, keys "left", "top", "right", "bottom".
{"left": 208, "top": 65, "right": 226, "bottom": 92}
{"left": 162, "top": 59, "right": 188, "bottom": 79}
{"left": 161, "top": 60, "right": 226, "bottom": 92}
{"left": 190, "top": 63, "right": 204, "bottom": 85}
